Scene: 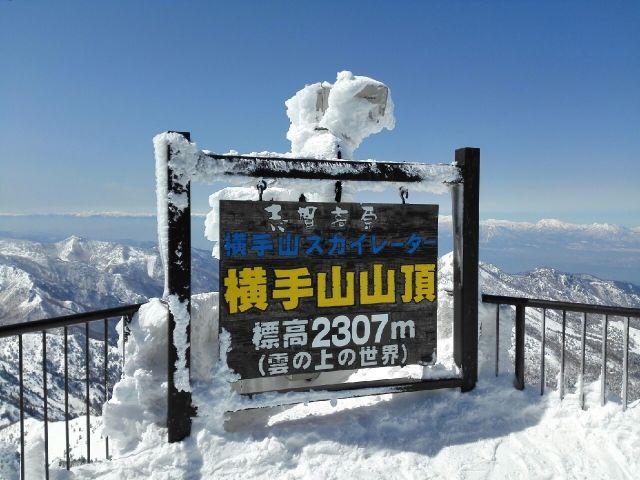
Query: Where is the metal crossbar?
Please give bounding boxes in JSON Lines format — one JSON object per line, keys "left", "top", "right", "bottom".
{"left": 198, "top": 152, "right": 461, "bottom": 183}
{"left": 482, "top": 294, "right": 639, "bottom": 410}
{"left": 0, "top": 304, "right": 142, "bottom": 479}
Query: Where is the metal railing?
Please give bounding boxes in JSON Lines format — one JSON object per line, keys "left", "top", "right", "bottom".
{"left": 0, "top": 303, "right": 143, "bottom": 479}
{"left": 482, "top": 294, "right": 639, "bottom": 410}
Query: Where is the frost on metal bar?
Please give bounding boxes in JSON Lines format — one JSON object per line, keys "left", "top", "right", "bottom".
{"left": 195, "top": 152, "right": 461, "bottom": 191}
{"left": 495, "top": 306, "right": 499, "bottom": 377}
{"left": 560, "top": 310, "right": 566, "bottom": 400}
{"left": 580, "top": 312, "right": 587, "bottom": 410}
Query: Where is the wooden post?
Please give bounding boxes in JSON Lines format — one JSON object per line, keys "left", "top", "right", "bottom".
{"left": 167, "top": 131, "right": 193, "bottom": 442}
{"left": 451, "top": 183, "right": 463, "bottom": 366}
{"left": 454, "top": 148, "right": 480, "bottom": 392}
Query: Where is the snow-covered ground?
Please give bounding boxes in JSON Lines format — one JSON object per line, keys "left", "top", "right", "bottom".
{"left": 4, "top": 368, "right": 637, "bottom": 478}
{"left": 1, "top": 252, "right": 637, "bottom": 479}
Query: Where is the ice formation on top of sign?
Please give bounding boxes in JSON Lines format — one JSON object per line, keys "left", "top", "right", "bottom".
{"left": 152, "top": 73, "right": 452, "bottom": 389}
{"left": 204, "top": 71, "right": 401, "bottom": 257}
{"left": 285, "top": 70, "right": 395, "bottom": 160}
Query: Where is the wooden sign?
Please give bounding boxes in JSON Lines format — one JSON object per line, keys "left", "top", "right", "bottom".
{"left": 219, "top": 200, "right": 438, "bottom": 380}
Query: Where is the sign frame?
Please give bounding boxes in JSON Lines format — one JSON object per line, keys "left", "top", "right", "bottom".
{"left": 159, "top": 130, "right": 479, "bottom": 441}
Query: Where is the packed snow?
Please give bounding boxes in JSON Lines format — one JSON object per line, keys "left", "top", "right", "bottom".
{"left": 38, "top": 379, "right": 640, "bottom": 479}
{"left": 1, "top": 253, "right": 639, "bottom": 478}
{"left": 285, "top": 71, "right": 395, "bottom": 160}
{"left": 7, "top": 265, "right": 637, "bottom": 479}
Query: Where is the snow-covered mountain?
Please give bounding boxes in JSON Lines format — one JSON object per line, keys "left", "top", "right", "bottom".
{"left": 4, "top": 214, "right": 638, "bottom": 282}
{"left": 0, "top": 236, "right": 221, "bottom": 431}
{"left": 0, "top": 236, "right": 219, "bottom": 326}
{"left": 480, "top": 263, "right": 640, "bottom": 308}
{"left": 1, "top": 241, "right": 638, "bottom": 427}
{"left": 473, "top": 218, "right": 640, "bottom": 284}
{"left": 477, "top": 257, "right": 640, "bottom": 403}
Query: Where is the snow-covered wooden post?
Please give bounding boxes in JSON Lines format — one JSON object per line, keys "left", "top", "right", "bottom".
{"left": 452, "top": 147, "right": 480, "bottom": 392}
{"left": 164, "top": 131, "right": 194, "bottom": 442}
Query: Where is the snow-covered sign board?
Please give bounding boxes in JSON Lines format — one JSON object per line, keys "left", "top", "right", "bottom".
{"left": 219, "top": 200, "right": 438, "bottom": 380}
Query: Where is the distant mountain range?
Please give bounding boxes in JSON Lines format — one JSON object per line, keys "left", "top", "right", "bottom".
{"left": 0, "top": 236, "right": 218, "bottom": 429}
{"left": 2, "top": 214, "right": 639, "bottom": 282}
{"left": 0, "top": 236, "right": 638, "bottom": 430}
{"left": 2, "top": 228, "right": 637, "bottom": 328}
{"left": 0, "top": 236, "right": 218, "bottom": 326}
{"left": 440, "top": 217, "right": 640, "bottom": 284}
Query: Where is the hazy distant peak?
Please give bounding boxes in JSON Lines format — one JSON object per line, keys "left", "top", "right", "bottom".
{"left": 56, "top": 235, "right": 89, "bottom": 262}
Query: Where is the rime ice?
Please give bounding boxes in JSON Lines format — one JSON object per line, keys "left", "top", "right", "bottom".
{"left": 286, "top": 71, "right": 395, "bottom": 160}
{"left": 204, "top": 71, "right": 400, "bottom": 256}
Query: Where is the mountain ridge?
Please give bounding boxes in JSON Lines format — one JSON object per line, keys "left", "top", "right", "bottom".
{"left": 0, "top": 236, "right": 218, "bottom": 326}
{"left": 1, "top": 237, "right": 638, "bottom": 431}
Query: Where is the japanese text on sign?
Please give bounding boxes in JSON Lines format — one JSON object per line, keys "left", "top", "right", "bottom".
{"left": 219, "top": 200, "right": 438, "bottom": 380}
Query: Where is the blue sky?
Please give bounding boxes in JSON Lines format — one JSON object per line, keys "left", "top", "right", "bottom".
{"left": 1, "top": 1, "right": 638, "bottom": 225}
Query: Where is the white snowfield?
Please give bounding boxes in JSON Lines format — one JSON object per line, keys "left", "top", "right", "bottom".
{"left": 12, "top": 259, "right": 635, "bottom": 479}
{"left": 21, "top": 362, "right": 640, "bottom": 479}
{"left": 5, "top": 375, "right": 639, "bottom": 479}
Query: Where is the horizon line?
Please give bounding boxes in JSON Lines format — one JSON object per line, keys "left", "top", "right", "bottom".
{"left": 1, "top": 211, "right": 638, "bottom": 229}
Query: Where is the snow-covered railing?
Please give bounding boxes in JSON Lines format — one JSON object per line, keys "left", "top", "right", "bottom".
{"left": 157, "top": 131, "right": 481, "bottom": 443}
{"left": 482, "top": 294, "right": 640, "bottom": 410}
{"left": 0, "top": 303, "right": 142, "bottom": 479}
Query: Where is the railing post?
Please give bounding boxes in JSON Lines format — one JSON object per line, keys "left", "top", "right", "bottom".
{"left": 560, "top": 310, "right": 566, "bottom": 400}
{"left": 454, "top": 147, "right": 480, "bottom": 392}
{"left": 43, "top": 331, "right": 49, "bottom": 478}
{"left": 580, "top": 313, "right": 587, "bottom": 410}
{"left": 622, "top": 317, "right": 629, "bottom": 411}
{"left": 452, "top": 183, "right": 463, "bottom": 368}
{"left": 540, "top": 308, "right": 546, "bottom": 395}
{"left": 19, "top": 334, "right": 24, "bottom": 480}
{"left": 495, "top": 305, "right": 500, "bottom": 377}
{"left": 514, "top": 305, "right": 525, "bottom": 390}
{"left": 64, "top": 326, "right": 70, "bottom": 470}
{"left": 601, "top": 315, "right": 608, "bottom": 406}
{"left": 85, "top": 322, "right": 90, "bottom": 463}
{"left": 103, "top": 318, "right": 110, "bottom": 459}
{"left": 167, "top": 131, "right": 193, "bottom": 442}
